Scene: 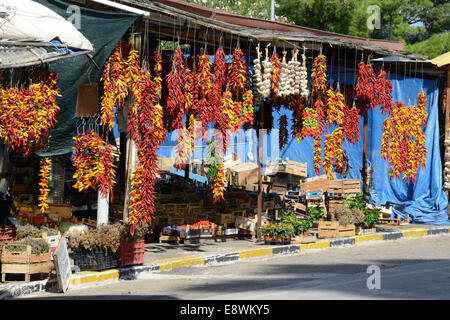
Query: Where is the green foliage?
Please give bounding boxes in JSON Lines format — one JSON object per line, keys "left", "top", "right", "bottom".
{"left": 122, "top": 222, "right": 151, "bottom": 241}
{"left": 405, "top": 32, "right": 450, "bottom": 58}
{"left": 184, "top": 0, "right": 288, "bottom": 21}
{"left": 277, "top": 0, "right": 356, "bottom": 34}
{"left": 259, "top": 223, "right": 295, "bottom": 239}
{"left": 344, "top": 191, "right": 380, "bottom": 227}
{"left": 275, "top": 0, "right": 449, "bottom": 48}
{"left": 205, "top": 140, "right": 221, "bottom": 182}
{"left": 281, "top": 207, "right": 324, "bottom": 235}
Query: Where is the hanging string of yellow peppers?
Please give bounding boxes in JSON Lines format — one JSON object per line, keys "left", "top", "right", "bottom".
{"left": 381, "top": 91, "right": 428, "bottom": 183}
{"left": 72, "top": 129, "right": 116, "bottom": 197}
{"left": 38, "top": 158, "right": 52, "bottom": 214}
{"left": 100, "top": 44, "right": 128, "bottom": 131}
{"left": 0, "top": 73, "right": 60, "bottom": 156}
{"left": 100, "top": 43, "right": 143, "bottom": 132}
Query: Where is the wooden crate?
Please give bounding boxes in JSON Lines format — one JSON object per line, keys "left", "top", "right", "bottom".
{"left": 219, "top": 213, "right": 235, "bottom": 225}
{"left": 81, "top": 217, "right": 96, "bottom": 229}
{"left": 163, "top": 203, "right": 176, "bottom": 211}
{"left": 1, "top": 245, "right": 53, "bottom": 282}
{"left": 318, "top": 221, "right": 355, "bottom": 238}
{"left": 2, "top": 260, "right": 53, "bottom": 282}
{"left": 302, "top": 179, "right": 361, "bottom": 196}
{"left": 175, "top": 203, "right": 189, "bottom": 212}
{"left": 300, "top": 178, "right": 329, "bottom": 195}
{"left": 48, "top": 203, "right": 72, "bottom": 219}
{"left": 159, "top": 234, "right": 180, "bottom": 244}
{"left": 266, "top": 158, "right": 307, "bottom": 177}
{"left": 290, "top": 234, "right": 317, "bottom": 244}
{"left": 227, "top": 163, "right": 259, "bottom": 186}
{"left": 263, "top": 199, "right": 275, "bottom": 210}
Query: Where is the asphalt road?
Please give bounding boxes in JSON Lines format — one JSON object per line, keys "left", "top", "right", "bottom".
{"left": 19, "top": 234, "right": 450, "bottom": 300}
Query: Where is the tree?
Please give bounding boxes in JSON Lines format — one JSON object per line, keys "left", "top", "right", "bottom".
{"left": 275, "top": 0, "right": 356, "bottom": 34}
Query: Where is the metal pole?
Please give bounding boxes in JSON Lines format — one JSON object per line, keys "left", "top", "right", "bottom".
{"left": 97, "top": 191, "right": 109, "bottom": 226}
{"left": 362, "top": 109, "right": 368, "bottom": 193}
{"left": 270, "top": 0, "right": 275, "bottom": 21}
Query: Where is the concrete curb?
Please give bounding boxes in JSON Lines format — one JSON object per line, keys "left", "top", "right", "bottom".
{"left": 1, "top": 226, "right": 449, "bottom": 299}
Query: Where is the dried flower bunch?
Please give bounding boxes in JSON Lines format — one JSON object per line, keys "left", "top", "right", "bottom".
{"left": 67, "top": 223, "right": 124, "bottom": 253}
{"left": 328, "top": 205, "right": 365, "bottom": 226}
{"left": 3, "top": 238, "right": 49, "bottom": 255}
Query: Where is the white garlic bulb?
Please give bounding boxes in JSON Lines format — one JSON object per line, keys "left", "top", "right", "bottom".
{"left": 261, "top": 44, "right": 272, "bottom": 98}
{"left": 300, "top": 53, "right": 309, "bottom": 99}
{"left": 253, "top": 43, "right": 264, "bottom": 95}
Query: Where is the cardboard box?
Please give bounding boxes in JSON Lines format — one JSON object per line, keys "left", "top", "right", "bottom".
{"left": 265, "top": 158, "right": 307, "bottom": 177}
{"left": 157, "top": 157, "right": 175, "bottom": 171}
{"left": 227, "top": 163, "right": 259, "bottom": 186}
{"left": 48, "top": 203, "right": 72, "bottom": 219}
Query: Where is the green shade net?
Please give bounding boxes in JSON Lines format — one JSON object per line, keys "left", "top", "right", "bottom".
{"left": 34, "top": 0, "right": 139, "bottom": 156}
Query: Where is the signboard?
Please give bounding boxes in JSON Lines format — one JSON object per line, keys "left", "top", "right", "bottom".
{"left": 53, "top": 237, "right": 72, "bottom": 293}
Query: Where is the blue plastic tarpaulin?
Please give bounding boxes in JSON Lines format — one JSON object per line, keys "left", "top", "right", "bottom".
{"left": 157, "top": 56, "right": 449, "bottom": 226}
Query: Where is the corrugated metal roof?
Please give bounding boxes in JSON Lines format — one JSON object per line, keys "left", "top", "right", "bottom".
{"left": 0, "top": 41, "right": 90, "bottom": 69}
{"left": 429, "top": 52, "right": 450, "bottom": 68}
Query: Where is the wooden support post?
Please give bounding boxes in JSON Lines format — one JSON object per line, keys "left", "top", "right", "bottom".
{"left": 257, "top": 102, "right": 265, "bottom": 240}
{"left": 446, "top": 67, "right": 450, "bottom": 141}
{"left": 362, "top": 109, "right": 368, "bottom": 193}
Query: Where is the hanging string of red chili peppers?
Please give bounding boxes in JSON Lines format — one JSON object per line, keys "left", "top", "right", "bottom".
{"left": 127, "top": 65, "right": 167, "bottom": 231}
{"left": 355, "top": 61, "right": 377, "bottom": 112}
{"left": 375, "top": 69, "right": 393, "bottom": 114}
{"left": 342, "top": 104, "right": 360, "bottom": 145}
{"left": 381, "top": 91, "right": 428, "bottom": 183}
{"left": 38, "top": 158, "right": 52, "bottom": 215}
{"left": 270, "top": 52, "right": 282, "bottom": 96}
{"left": 166, "top": 47, "right": 186, "bottom": 131}
{"left": 0, "top": 73, "right": 60, "bottom": 156}
{"left": 279, "top": 115, "right": 289, "bottom": 150}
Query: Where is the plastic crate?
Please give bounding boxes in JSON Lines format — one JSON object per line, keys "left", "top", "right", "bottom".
{"left": 0, "top": 225, "right": 15, "bottom": 245}
{"left": 117, "top": 237, "right": 145, "bottom": 267}
{"left": 71, "top": 248, "right": 118, "bottom": 271}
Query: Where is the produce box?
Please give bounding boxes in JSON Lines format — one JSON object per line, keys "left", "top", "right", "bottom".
{"left": 219, "top": 213, "right": 235, "bottom": 225}
{"left": 301, "top": 178, "right": 360, "bottom": 196}
{"left": 265, "top": 158, "right": 307, "bottom": 177}
{"left": 0, "top": 225, "right": 15, "bottom": 246}
{"left": 227, "top": 163, "right": 258, "bottom": 186}
{"left": 117, "top": 237, "right": 145, "bottom": 267}
{"left": 1, "top": 245, "right": 51, "bottom": 264}
{"left": 318, "top": 221, "right": 355, "bottom": 238}
{"left": 48, "top": 203, "right": 72, "bottom": 219}
{"left": 327, "top": 179, "right": 361, "bottom": 196}
{"left": 235, "top": 217, "right": 256, "bottom": 232}
{"left": 157, "top": 157, "right": 174, "bottom": 172}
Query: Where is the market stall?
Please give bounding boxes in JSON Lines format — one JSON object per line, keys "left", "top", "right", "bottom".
{"left": 1, "top": 0, "right": 449, "bottom": 284}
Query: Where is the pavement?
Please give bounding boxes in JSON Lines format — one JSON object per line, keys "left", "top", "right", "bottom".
{"left": 1, "top": 223, "right": 449, "bottom": 299}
